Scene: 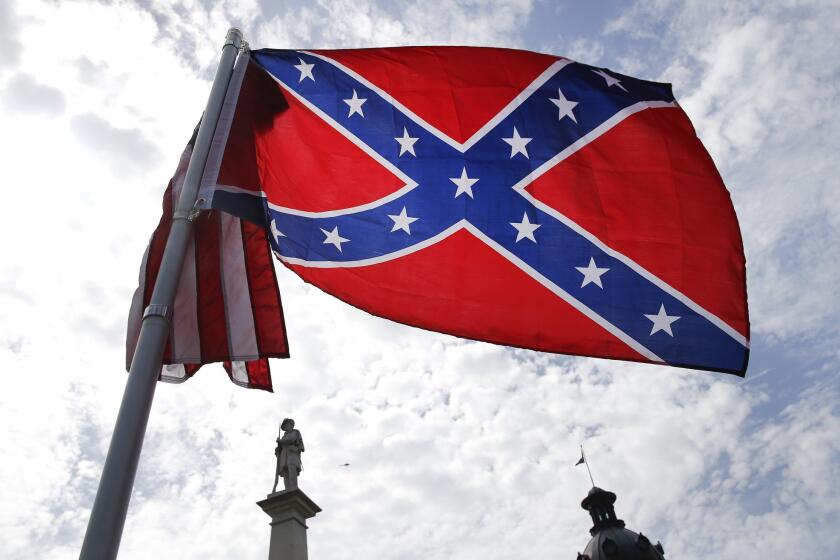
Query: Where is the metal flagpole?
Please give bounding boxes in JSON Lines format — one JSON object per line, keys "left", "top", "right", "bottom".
{"left": 581, "top": 445, "right": 596, "bottom": 488}
{"left": 79, "top": 27, "right": 243, "bottom": 560}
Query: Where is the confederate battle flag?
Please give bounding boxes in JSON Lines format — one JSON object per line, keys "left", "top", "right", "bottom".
{"left": 131, "top": 46, "right": 749, "bottom": 385}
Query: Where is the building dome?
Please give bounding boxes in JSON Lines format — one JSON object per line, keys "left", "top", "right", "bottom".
{"left": 575, "top": 487, "right": 665, "bottom": 560}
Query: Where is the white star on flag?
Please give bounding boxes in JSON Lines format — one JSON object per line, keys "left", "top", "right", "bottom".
{"left": 575, "top": 257, "right": 609, "bottom": 288}
{"left": 550, "top": 88, "right": 579, "bottom": 123}
{"left": 645, "top": 304, "right": 681, "bottom": 336}
{"left": 270, "top": 219, "right": 285, "bottom": 242}
{"left": 502, "top": 126, "right": 532, "bottom": 158}
{"left": 510, "top": 212, "right": 541, "bottom": 243}
{"left": 320, "top": 226, "right": 350, "bottom": 251}
{"left": 395, "top": 127, "right": 418, "bottom": 156}
{"left": 591, "top": 69, "right": 627, "bottom": 92}
{"left": 450, "top": 167, "right": 479, "bottom": 198}
{"left": 388, "top": 206, "right": 418, "bottom": 234}
{"left": 344, "top": 89, "right": 367, "bottom": 117}
{"left": 294, "top": 57, "right": 315, "bottom": 82}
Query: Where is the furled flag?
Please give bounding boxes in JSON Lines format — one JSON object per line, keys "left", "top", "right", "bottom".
{"left": 194, "top": 46, "right": 749, "bottom": 375}
{"left": 126, "top": 127, "right": 289, "bottom": 391}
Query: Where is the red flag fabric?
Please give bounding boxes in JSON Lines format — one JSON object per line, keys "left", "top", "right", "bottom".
{"left": 198, "top": 47, "right": 749, "bottom": 375}
{"left": 126, "top": 131, "right": 289, "bottom": 391}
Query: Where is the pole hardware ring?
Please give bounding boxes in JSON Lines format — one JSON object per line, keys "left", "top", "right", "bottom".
{"left": 143, "top": 304, "right": 171, "bottom": 321}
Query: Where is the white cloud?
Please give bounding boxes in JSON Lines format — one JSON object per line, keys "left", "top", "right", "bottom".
{"left": 562, "top": 36, "right": 605, "bottom": 63}
{"left": 256, "top": 0, "right": 534, "bottom": 48}
{"left": 0, "top": 72, "right": 64, "bottom": 114}
{"left": 0, "top": 1, "right": 838, "bottom": 559}
{"left": 0, "top": 1, "right": 22, "bottom": 70}
{"left": 71, "top": 113, "right": 161, "bottom": 172}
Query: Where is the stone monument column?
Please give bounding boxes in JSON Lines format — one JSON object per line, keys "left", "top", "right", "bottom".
{"left": 257, "top": 419, "right": 321, "bottom": 560}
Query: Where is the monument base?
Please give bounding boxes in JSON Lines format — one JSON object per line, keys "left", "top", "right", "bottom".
{"left": 257, "top": 488, "right": 321, "bottom": 560}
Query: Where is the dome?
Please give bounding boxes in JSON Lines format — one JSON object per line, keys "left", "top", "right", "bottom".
{"left": 578, "top": 527, "right": 665, "bottom": 560}
{"left": 575, "top": 487, "right": 665, "bottom": 560}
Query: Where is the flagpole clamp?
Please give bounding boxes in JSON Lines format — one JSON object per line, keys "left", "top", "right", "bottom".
{"left": 143, "top": 304, "right": 171, "bottom": 322}
{"left": 172, "top": 197, "right": 206, "bottom": 223}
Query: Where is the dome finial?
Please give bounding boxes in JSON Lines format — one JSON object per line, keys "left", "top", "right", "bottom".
{"left": 580, "top": 486, "right": 625, "bottom": 536}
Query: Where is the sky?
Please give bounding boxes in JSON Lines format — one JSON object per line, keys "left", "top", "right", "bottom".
{"left": 0, "top": 0, "right": 838, "bottom": 558}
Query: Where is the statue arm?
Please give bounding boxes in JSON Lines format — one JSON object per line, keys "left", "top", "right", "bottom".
{"left": 280, "top": 430, "right": 302, "bottom": 447}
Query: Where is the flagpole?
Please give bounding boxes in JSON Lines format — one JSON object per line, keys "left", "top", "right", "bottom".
{"left": 582, "top": 445, "right": 596, "bottom": 488}
{"left": 79, "top": 28, "right": 243, "bottom": 560}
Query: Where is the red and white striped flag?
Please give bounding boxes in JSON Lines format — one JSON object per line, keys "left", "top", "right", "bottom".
{"left": 126, "top": 134, "right": 289, "bottom": 392}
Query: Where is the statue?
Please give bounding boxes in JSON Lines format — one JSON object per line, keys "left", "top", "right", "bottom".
{"left": 273, "top": 418, "right": 304, "bottom": 492}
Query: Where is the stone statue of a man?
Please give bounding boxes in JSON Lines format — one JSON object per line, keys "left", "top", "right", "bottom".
{"left": 273, "top": 418, "right": 304, "bottom": 492}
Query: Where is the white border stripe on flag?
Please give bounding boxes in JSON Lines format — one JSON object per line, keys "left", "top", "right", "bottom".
{"left": 220, "top": 212, "right": 260, "bottom": 360}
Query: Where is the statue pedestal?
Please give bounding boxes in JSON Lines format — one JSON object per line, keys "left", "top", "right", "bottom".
{"left": 257, "top": 488, "right": 321, "bottom": 560}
